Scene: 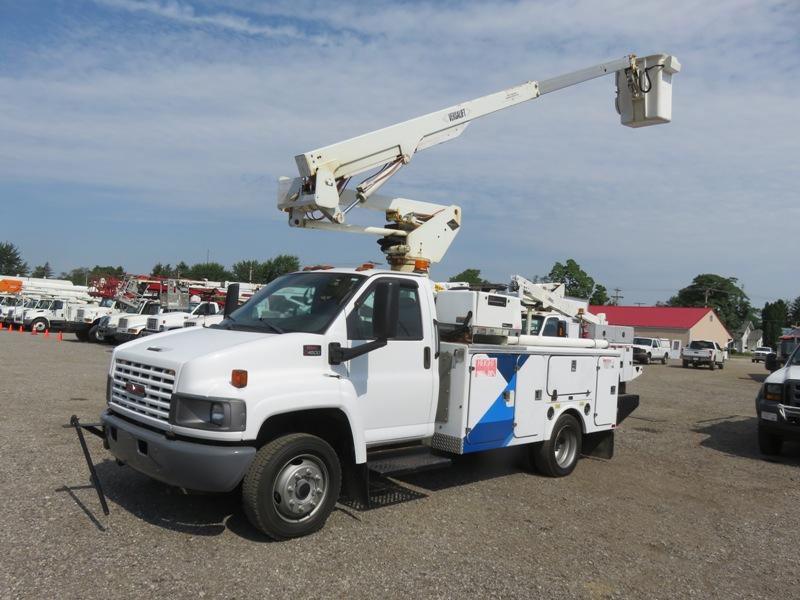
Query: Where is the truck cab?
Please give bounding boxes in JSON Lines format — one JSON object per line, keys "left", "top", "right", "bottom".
{"left": 144, "top": 301, "right": 221, "bottom": 334}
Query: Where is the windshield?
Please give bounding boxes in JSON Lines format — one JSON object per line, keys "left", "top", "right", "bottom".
{"left": 689, "top": 341, "right": 714, "bottom": 349}
{"left": 24, "top": 299, "right": 38, "bottom": 308}
{"left": 789, "top": 345, "right": 800, "bottom": 366}
{"left": 99, "top": 298, "right": 115, "bottom": 308}
{"left": 222, "top": 272, "right": 365, "bottom": 334}
{"left": 634, "top": 338, "right": 652, "bottom": 345}
{"left": 522, "top": 315, "right": 544, "bottom": 335}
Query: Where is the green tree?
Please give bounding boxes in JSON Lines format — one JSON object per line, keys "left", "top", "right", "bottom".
{"left": 61, "top": 267, "right": 90, "bottom": 285}
{"left": 789, "top": 296, "right": 800, "bottom": 327}
{"left": 232, "top": 260, "right": 261, "bottom": 282}
{"left": 762, "top": 300, "right": 789, "bottom": 349}
{"left": 0, "top": 241, "right": 28, "bottom": 275}
{"left": 175, "top": 261, "right": 189, "bottom": 277}
{"left": 590, "top": 284, "right": 610, "bottom": 306}
{"left": 151, "top": 263, "right": 173, "bottom": 277}
{"left": 185, "top": 262, "right": 232, "bottom": 282}
{"left": 547, "top": 259, "right": 605, "bottom": 301}
{"left": 260, "top": 255, "right": 300, "bottom": 283}
{"left": 31, "top": 262, "right": 54, "bottom": 278}
{"left": 449, "top": 268, "right": 486, "bottom": 286}
{"left": 668, "top": 274, "right": 753, "bottom": 333}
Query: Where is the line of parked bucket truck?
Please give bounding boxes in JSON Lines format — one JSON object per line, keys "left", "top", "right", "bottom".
{"left": 0, "top": 273, "right": 256, "bottom": 343}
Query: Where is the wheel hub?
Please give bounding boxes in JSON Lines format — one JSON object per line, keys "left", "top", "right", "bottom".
{"left": 554, "top": 426, "right": 577, "bottom": 468}
{"left": 273, "top": 454, "right": 328, "bottom": 522}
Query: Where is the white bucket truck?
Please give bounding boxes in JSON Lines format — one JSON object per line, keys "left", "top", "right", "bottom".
{"left": 74, "top": 53, "right": 679, "bottom": 539}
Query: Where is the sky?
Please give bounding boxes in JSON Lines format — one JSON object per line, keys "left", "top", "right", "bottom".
{"left": 0, "top": 0, "right": 798, "bottom": 306}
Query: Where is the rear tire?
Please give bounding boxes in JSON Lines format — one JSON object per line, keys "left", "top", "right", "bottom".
{"left": 242, "top": 433, "right": 341, "bottom": 540}
{"left": 758, "top": 426, "right": 782, "bottom": 456}
{"left": 682, "top": 360, "right": 689, "bottom": 368}
{"left": 710, "top": 361, "right": 716, "bottom": 370}
{"left": 532, "top": 414, "right": 582, "bottom": 477}
{"left": 661, "top": 354, "right": 668, "bottom": 365}
{"left": 718, "top": 360, "right": 724, "bottom": 370}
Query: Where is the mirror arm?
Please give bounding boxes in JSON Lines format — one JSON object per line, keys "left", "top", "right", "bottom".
{"left": 328, "top": 339, "right": 388, "bottom": 365}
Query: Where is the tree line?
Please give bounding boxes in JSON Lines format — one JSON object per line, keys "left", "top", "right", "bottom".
{"left": 4, "top": 240, "right": 798, "bottom": 340}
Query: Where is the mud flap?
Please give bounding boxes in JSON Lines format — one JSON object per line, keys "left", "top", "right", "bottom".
{"left": 617, "top": 394, "right": 640, "bottom": 425}
{"left": 582, "top": 430, "right": 614, "bottom": 459}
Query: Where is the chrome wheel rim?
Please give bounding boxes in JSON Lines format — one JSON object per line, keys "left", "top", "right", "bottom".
{"left": 554, "top": 424, "right": 578, "bottom": 468}
{"left": 273, "top": 454, "right": 328, "bottom": 522}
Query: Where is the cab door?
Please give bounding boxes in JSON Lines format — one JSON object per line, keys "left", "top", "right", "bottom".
{"left": 344, "top": 278, "right": 435, "bottom": 443}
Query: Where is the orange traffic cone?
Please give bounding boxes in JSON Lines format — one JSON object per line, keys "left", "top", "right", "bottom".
{"left": 44, "top": 329, "right": 50, "bottom": 338}
{"left": 57, "top": 331, "right": 63, "bottom": 342}
{"left": 18, "top": 325, "right": 23, "bottom": 333}
{"left": 31, "top": 329, "right": 38, "bottom": 336}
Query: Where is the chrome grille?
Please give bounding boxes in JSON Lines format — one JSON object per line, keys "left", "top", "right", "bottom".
{"left": 110, "top": 358, "right": 176, "bottom": 424}
{"left": 147, "top": 317, "right": 159, "bottom": 331}
{"left": 76, "top": 308, "right": 85, "bottom": 321}
{"left": 118, "top": 317, "right": 129, "bottom": 330}
{"left": 790, "top": 381, "right": 800, "bottom": 407}
{"left": 183, "top": 320, "right": 197, "bottom": 327}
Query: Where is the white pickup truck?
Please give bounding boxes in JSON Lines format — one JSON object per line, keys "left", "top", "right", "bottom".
{"left": 681, "top": 340, "right": 725, "bottom": 370}
{"left": 632, "top": 337, "right": 670, "bottom": 365}
{"left": 755, "top": 344, "right": 800, "bottom": 455}
{"left": 144, "top": 301, "right": 221, "bottom": 334}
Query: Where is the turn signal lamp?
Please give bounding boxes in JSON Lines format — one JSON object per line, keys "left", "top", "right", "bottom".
{"left": 231, "top": 369, "right": 248, "bottom": 388}
{"left": 764, "top": 383, "right": 783, "bottom": 402}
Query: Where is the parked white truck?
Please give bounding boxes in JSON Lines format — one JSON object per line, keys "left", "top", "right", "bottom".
{"left": 681, "top": 340, "right": 726, "bottom": 369}
{"left": 755, "top": 344, "right": 800, "bottom": 455}
{"left": 143, "top": 301, "right": 221, "bottom": 334}
{"left": 73, "top": 52, "right": 679, "bottom": 539}
{"left": 632, "top": 336, "right": 671, "bottom": 364}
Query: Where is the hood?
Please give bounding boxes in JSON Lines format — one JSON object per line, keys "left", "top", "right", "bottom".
{"left": 113, "top": 327, "right": 327, "bottom": 398}
{"left": 765, "top": 364, "right": 800, "bottom": 385}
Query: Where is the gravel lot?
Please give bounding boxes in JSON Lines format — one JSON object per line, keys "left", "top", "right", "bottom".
{"left": 1, "top": 331, "right": 799, "bottom": 599}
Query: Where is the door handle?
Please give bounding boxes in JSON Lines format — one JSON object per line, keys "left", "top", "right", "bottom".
{"left": 423, "top": 346, "right": 431, "bottom": 369}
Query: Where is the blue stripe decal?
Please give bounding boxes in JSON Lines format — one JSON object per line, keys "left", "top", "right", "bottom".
{"left": 463, "top": 354, "right": 528, "bottom": 453}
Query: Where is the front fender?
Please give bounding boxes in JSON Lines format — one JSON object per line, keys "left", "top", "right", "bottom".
{"left": 244, "top": 374, "right": 367, "bottom": 464}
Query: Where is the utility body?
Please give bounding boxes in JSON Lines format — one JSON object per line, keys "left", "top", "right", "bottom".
{"left": 81, "top": 52, "right": 679, "bottom": 539}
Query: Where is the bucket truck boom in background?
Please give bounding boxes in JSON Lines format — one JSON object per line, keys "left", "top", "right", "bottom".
{"left": 72, "top": 53, "right": 679, "bottom": 540}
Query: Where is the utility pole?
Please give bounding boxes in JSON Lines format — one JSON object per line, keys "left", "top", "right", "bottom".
{"left": 611, "top": 288, "right": 624, "bottom": 305}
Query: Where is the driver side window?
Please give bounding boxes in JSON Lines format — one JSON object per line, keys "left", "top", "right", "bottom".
{"left": 347, "top": 282, "right": 423, "bottom": 341}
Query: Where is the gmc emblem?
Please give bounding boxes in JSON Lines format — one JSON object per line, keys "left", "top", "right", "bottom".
{"left": 125, "top": 381, "right": 146, "bottom": 397}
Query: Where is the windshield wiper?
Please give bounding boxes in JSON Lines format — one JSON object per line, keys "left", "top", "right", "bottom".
{"left": 258, "top": 317, "right": 285, "bottom": 334}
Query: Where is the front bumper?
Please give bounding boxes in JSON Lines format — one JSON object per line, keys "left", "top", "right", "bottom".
{"left": 757, "top": 401, "right": 800, "bottom": 442}
{"left": 101, "top": 411, "right": 256, "bottom": 492}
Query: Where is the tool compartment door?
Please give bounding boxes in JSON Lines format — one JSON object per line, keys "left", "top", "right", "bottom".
{"left": 546, "top": 355, "right": 596, "bottom": 400}
{"left": 465, "top": 353, "right": 518, "bottom": 451}
{"left": 594, "top": 356, "right": 618, "bottom": 426}
{"left": 513, "top": 354, "right": 547, "bottom": 439}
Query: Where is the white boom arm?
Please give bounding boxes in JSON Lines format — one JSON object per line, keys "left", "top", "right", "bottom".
{"left": 510, "top": 274, "right": 603, "bottom": 326}
{"left": 278, "top": 53, "right": 680, "bottom": 271}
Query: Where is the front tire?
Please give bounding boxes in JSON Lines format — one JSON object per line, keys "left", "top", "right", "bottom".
{"left": 75, "top": 328, "right": 89, "bottom": 342}
{"left": 682, "top": 360, "right": 689, "bottom": 368}
{"left": 242, "top": 433, "right": 341, "bottom": 540}
{"left": 710, "top": 361, "right": 716, "bottom": 370}
{"left": 30, "top": 318, "right": 48, "bottom": 333}
{"left": 758, "top": 426, "right": 782, "bottom": 456}
{"left": 644, "top": 353, "right": 651, "bottom": 365}
{"left": 88, "top": 324, "right": 105, "bottom": 343}
{"left": 532, "top": 414, "right": 582, "bottom": 477}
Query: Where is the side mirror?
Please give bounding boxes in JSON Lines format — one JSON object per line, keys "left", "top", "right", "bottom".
{"left": 224, "top": 284, "right": 240, "bottom": 318}
{"left": 765, "top": 353, "right": 780, "bottom": 372}
{"left": 372, "top": 281, "right": 399, "bottom": 340}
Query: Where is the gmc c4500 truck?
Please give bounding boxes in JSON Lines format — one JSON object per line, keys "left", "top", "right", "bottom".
{"left": 74, "top": 52, "right": 679, "bottom": 539}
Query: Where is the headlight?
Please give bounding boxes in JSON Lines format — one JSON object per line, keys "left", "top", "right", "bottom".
{"left": 764, "top": 383, "right": 783, "bottom": 402}
{"left": 170, "top": 394, "right": 246, "bottom": 431}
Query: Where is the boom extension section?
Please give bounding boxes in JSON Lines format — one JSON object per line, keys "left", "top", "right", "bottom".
{"left": 278, "top": 53, "right": 680, "bottom": 271}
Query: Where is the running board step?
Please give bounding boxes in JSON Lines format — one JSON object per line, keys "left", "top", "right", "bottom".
{"left": 367, "top": 446, "right": 452, "bottom": 477}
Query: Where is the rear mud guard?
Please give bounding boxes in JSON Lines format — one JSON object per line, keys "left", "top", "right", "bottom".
{"left": 582, "top": 430, "right": 614, "bottom": 459}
